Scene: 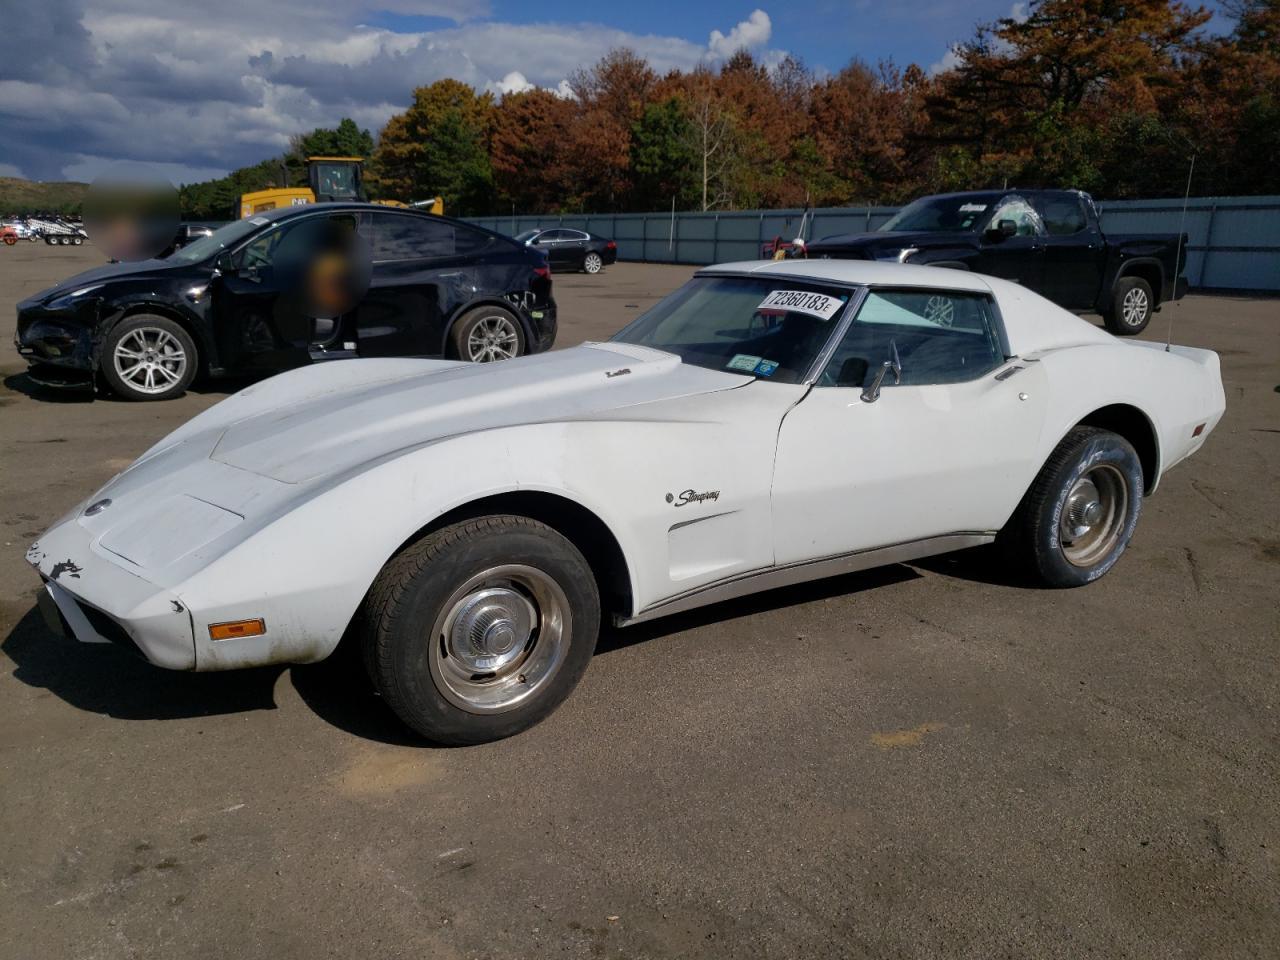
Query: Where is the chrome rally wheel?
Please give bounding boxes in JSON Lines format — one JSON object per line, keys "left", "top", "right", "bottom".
{"left": 430, "top": 565, "right": 570, "bottom": 714}
{"left": 360, "top": 515, "right": 600, "bottom": 745}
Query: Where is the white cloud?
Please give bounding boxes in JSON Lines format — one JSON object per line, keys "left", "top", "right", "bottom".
{"left": 0, "top": 162, "right": 26, "bottom": 178}
{"left": 491, "top": 71, "right": 535, "bottom": 96}
{"left": 707, "top": 9, "right": 772, "bottom": 59}
{"left": 0, "top": 2, "right": 792, "bottom": 182}
{"left": 928, "top": 46, "right": 964, "bottom": 76}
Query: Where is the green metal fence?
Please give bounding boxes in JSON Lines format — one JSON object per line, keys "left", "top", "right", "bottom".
{"left": 468, "top": 195, "right": 1280, "bottom": 291}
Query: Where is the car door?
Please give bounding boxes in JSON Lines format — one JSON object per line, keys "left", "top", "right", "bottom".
{"left": 560, "top": 229, "right": 590, "bottom": 266}
{"left": 771, "top": 288, "right": 1048, "bottom": 565}
{"left": 210, "top": 213, "right": 357, "bottom": 371}
{"left": 973, "top": 195, "right": 1047, "bottom": 291}
{"left": 537, "top": 229, "right": 575, "bottom": 268}
{"left": 1033, "top": 194, "right": 1105, "bottom": 309}
{"left": 357, "top": 211, "right": 468, "bottom": 357}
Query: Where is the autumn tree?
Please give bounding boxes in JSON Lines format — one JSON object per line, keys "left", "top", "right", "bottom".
{"left": 370, "top": 79, "right": 495, "bottom": 212}
{"left": 566, "top": 49, "right": 658, "bottom": 209}
{"left": 490, "top": 88, "right": 578, "bottom": 213}
{"left": 926, "top": 0, "right": 1212, "bottom": 192}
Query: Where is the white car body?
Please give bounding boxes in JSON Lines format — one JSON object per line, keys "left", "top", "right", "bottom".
{"left": 28, "top": 260, "right": 1225, "bottom": 672}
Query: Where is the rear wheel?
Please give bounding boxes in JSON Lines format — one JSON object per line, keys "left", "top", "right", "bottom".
{"left": 1003, "top": 426, "right": 1143, "bottom": 587}
{"left": 583, "top": 251, "right": 603, "bottom": 274}
{"left": 451, "top": 305, "right": 525, "bottom": 362}
{"left": 100, "top": 314, "right": 197, "bottom": 401}
{"left": 359, "top": 516, "right": 601, "bottom": 744}
{"left": 1104, "top": 276, "right": 1153, "bottom": 335}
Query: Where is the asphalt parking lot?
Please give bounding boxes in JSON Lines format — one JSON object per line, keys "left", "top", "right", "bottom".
{"left": 1, "top": 241, "right": 1277, "bottom": 959}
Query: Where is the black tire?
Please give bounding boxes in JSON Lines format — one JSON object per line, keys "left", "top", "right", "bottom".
{"left": 582, "top": 251, "right": 604, "bottom": 274}
{"left": 1002, "top": 426, "right": 1143, "bottom": 587}
{"left": 100, "top": 314, "right": 198, "bottom": 401}
{"left": 449, "top": 305, "right": 525, "bottom": 362}
{"left": 359, "top": 516, "right": 601, "bottom": 745}
{"left": 1103, "top": 276, "right": 1154, "bottom": 335}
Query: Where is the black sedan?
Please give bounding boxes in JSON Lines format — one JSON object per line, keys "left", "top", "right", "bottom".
{"left": 15, "top": 204, "right": 557, "bottom": 401}
{"left": 514, "top": 228, "right": 617, "bottom": 274}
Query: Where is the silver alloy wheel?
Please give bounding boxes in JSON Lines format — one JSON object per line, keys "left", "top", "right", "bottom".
{"left": 1121, "top": 286, "right": 1149, "bottom": 327}
{"left": 1059, "top": 464, "right": 1129, "bottom": 567}
{"left": 429, "top": 564, "right": 571, "bottom": 714}
{"left": 466, "top": 314, "right": 521, "bottom": 362}
{"left": 112, "top": 326, "right": 188, "bottom": 395}
{"left": 583, "top": 252, "right": 603, "bottom": 274}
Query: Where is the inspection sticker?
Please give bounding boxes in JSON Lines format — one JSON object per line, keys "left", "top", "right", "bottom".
{"left": 757, "top": 289, "right": 844, "bottom": 321}
{"left": 958, "top": 203, "right": 988, "bottom": 213}
{"left": 727, "top": 353, "right": 763, "bottom": 372}
{"left": 754, "top": 359, "right": 779, "bottom": 377}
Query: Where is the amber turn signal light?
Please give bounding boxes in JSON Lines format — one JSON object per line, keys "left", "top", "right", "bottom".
{"left": 208, "top": 618, "right": 266, "bottom": 641}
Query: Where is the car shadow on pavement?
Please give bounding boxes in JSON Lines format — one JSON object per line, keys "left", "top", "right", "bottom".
{"left": 596, "top": 564, "right": 922, "bottom": 655}
{"left": 910, "top": 544, "right": 1036, "bottom": 588}
{"left": 3, "top": 603, "right": 425, "bottom": 745}
{"left": 2, "top": 371, "right": 96, "bottom": 403}
{"left": 2, "top": 606, "right": 285, "bottom": 720}
{"left": 2, "top": 371, "right": 260, "bottom": 404}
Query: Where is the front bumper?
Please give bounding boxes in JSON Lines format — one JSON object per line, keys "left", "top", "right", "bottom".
{"left": 27, "top": 523, "right": 196, "bottom": 671}
{"left": 15, "top": 298, "right": 100, "bottom": 373}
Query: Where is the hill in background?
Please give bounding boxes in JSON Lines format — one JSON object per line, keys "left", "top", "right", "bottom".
{"left": 0, "top": 177, "right": 89, "bottom": 216}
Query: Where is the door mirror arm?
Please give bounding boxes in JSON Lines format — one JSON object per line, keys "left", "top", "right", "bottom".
{"left": 860, "top": 340, "right": 902, "bottom": 403}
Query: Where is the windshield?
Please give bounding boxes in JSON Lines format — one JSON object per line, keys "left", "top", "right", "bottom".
{"left": 879, "top": 195, "right": 1001, "bottom": 233}
{"left": 611, "top": 275, "right": 854, "bottom": 384}
{"left": 513, "top": 230, "right": 538, "bottom": 243}
{"left": 169, "top": 217, "right": 268, "bottom": 263}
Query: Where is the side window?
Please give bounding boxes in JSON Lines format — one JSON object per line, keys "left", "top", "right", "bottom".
{"left": 1039, "top": 196, "right": 1088, "bottom": 235}
{"left": 454, "top": 224, "right": 493, "bottom": 256}
{"left": 235, "top": 213, "right": 361, "bottom": 272}
{"left": 819, "top": 290, "right": 1005, "bottom": 388}
{"left": 988, "top": 196, "right": 1043, "bottom": 237}
{"left": 370, "top": 214, "right": 457, "bottom": 260}
{"left": 236, "top": 224, "right": 285, "bottom": 270}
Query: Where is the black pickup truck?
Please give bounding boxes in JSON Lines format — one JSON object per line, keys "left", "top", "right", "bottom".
{"left": 804, "top": 189, "right": 1188, "bottom": 335}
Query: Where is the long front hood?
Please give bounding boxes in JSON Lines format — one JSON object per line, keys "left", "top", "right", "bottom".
{"left": 22, "top": 258, "right": 188, "bottom": 306}
{"left": 210, "top": 343, "right": 750, "bottom": 483}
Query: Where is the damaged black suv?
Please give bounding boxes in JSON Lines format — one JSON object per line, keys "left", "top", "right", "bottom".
{"left": 14, "top": 204, "right": 557, "bottom": 401}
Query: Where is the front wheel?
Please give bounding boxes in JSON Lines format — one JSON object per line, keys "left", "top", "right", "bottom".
{"left": 1002, "top": 426, "right": 1143, "bottom": 587}
{"left": 583, "top": 251, "right": 603, "bottom": 274}
{"left": 359, "top": 516, "right": 601, "bottom": 744}
{"left": 1104, "top": 276, "right": 1154, "bottom": 335}
{"left": 450, "top": 305, "right": 525, "bottom": 362}
{"left": 100, "top": 314, "right": 198, "bottom": 401}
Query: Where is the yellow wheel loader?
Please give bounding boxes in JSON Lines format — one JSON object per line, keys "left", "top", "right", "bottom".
{"left": 239, "top": 157, "right": 443, "bottom": 218}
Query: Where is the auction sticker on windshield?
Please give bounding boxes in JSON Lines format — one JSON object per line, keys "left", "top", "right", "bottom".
{"left": 757, "top": 289, "right": 845, "bottom": 321}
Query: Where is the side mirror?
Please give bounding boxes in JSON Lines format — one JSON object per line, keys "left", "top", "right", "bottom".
{"left": 860, "top": 340, "right": 902, "bottom": 403}
{"left": 213, "top": 251, "right": 236, "bottom": 275}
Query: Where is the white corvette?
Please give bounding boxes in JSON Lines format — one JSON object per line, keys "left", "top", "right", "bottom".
{"left": 28, "top": 260, "right": 1225, "bottom": 743}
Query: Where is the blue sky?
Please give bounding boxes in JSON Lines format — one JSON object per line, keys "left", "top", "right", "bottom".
{"left": 0, "top": 1, "right": 1236, "bottom": 184}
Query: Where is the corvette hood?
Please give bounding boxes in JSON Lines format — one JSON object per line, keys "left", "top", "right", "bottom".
{"left": 209, "top": 343, "right": 751, "bottom": 483}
